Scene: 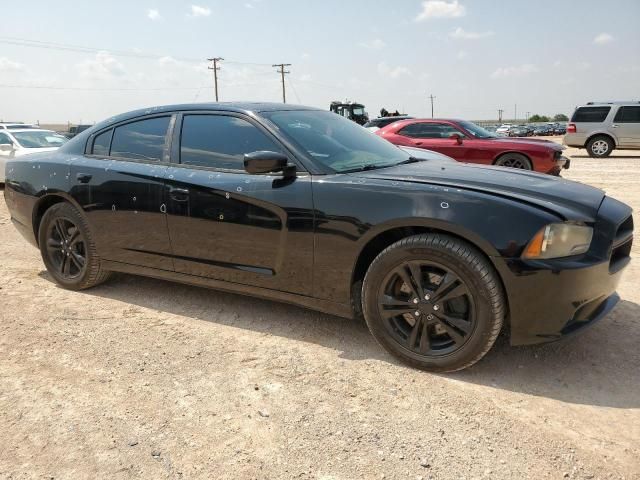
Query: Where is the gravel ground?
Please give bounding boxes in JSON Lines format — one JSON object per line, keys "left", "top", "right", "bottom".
{"left": 1, "top": 139, "right": 639, "bottom": 479}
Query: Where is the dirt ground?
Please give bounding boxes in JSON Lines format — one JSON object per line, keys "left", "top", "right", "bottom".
{"left": 1, "top": 138, "right": 639, "bottom": 480}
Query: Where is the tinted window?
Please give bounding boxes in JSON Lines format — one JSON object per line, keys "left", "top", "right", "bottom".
{"left": 571, "top": 106, "right": 611, "bottom": 123}
{"left": 110, "top": 117, "right": 170, "bottom": 161}
{"left": 180, "top": 115, "right": 283, "bottom": 170}
{"left": 92, "top": 129, "right": 112, "bottom": 156}
{"left": 399, "top": 123, "right": 463, "bottom": 138}
{"left": 0, "top": 132, "right": 12, "bottom": 145}
{"left": 614, "top": 106, "right": 640, "bottom": 123}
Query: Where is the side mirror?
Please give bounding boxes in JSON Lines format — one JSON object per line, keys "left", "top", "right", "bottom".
{"left": 450, "top": 133, "right": 463, "bottom": 145}
{"left": 0, "top": 143, "right": 14, "bottom": 152}
{"left": 244, "top": 151, "right": 294, "bottom": 176}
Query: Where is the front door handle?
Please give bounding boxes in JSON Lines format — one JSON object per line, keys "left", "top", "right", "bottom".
{"left": 169, "top": 187, "right": 190, "bottom": 202}
{"left": 76, "top": 173, "right": 92, "bottom": 184}
{"left": 414, "top": 141, "right": 423, "bottom": 146}
{"left": 611, "top": 124, "right": 618, "bottom": 128}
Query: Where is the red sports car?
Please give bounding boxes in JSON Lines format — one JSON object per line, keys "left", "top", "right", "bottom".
{"left": 376, "top": 119, "right": 569, "bottom": 175}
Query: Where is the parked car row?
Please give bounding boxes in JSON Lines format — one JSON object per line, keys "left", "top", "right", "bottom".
{"left": 3, "top": 102, "right": 633, "bottom": 373}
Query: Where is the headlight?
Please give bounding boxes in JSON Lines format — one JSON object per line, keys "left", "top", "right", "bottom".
{"left": 523, "top": 223, "right": 593, "bottom": 259}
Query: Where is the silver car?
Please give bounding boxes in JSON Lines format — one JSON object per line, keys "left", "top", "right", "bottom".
{"left": 564, "top": 101, "right": 640, "bottom": 157}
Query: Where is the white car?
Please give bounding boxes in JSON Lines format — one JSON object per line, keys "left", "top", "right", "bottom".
{"left": 0, "top": 128, "right": 68, "bottom": 183}
{"left": 496, "top": 124, "right": 512, "bottom": 136}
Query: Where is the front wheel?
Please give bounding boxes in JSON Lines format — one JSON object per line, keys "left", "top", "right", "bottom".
{"left": 495, "top": 153, "right": 532, "bottom": 170}
{"left": 38, "top": 202, "right": 111, "bottom": 290}
{"left": 362, "top": 234, "right": 505, "bottom": 372}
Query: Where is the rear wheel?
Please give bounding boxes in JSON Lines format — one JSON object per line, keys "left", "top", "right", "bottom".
{"left": 362, "top": 234, "right": 505, "bottom": 372}
{"left": 587, "top": 135, "right": 613, "bottom": 158}
{"left": 38, "top": 202, "right": 110, "bottom": 290}
{"left": 495, "top": 153, "right": 532, "bottom": 170}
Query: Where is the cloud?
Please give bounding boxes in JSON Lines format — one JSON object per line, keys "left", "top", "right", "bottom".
{"left": 449, "top": 27, "right": 493, "bottom": 40}
{"left": 416, "top": 0, "right": 465, "bottom": 21}
{"left": 593, "top": 33, "right": 613, "bottom": 45}
{"left": 358, "top": 39, "right": 386, "bottom": 49}
{"left": 244, "top": 3, "right": 254, "bottom": 8}
{"left": 378, "top": 61, "right": 411, "bottom": 79}
{"left": 188, "top": 5, "right": 211, "bottom": 17}
{"left": 490, "top": 64, "right": 538, "bottom": 79}
{"left": 147, "top": 9, "right": 161, "bottom": 20}
{"left": 0, "top": 57, "right": 25, "bottom": 72}
{"left": 301, "top": 52, "right": 310, "bottom": 60}
{"left": 299, "top": 74, "right": 312, "bottom": 82}
{"left": 457, "top": 50, "right": 467, "bottom": 59}
{"left": 77, "top": 51, "right": 125, "bottom": 79}
{"left": 158, "top": 56, "right": 180, "bottom": 67}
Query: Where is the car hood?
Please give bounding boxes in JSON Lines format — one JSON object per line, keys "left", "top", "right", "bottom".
{"left": 487, "top": 137, "right": 564, "bottom": 150}
{"left": 356, "top": 161, "right": 604, "bottom": 221}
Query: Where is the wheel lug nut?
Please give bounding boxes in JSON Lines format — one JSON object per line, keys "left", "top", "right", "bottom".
{"left": 412, "top": 298, "right": 419, "bottom": 304}
{"left": 427, "top": 314, "right": 433, "bottom": 320}
{"left": 414, "top": 311, "right": 421, "bottom": 316}
{"left": 433, "top": 305, "right": 440, "bottom": 311}
{"left": 424, "top": 294, "right": 430, "bottom": 301}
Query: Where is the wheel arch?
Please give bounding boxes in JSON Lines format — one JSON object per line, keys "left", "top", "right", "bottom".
{"left": 32, "top": 192, "right": 84, "bottom": 246}
{"left": 349, "top": 219, "right": 508, "bottom": 320}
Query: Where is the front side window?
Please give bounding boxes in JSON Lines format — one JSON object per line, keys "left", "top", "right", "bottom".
{"left": 614, "top": 106, "right": 640, "bottom": 123}
{"left": 10, "top": 131, "right": 68, "bottom": 148}
{"left": 110, "top": 117, "right": 170, "bottom": 161}
{"left": 92, "top": 129, "right": 112, "bottom": 156}
{"left": 180, "top": 114, "right": 283, "bottom": 170}
{"left": 571, "top": 106, "right": 611, "bottom": 123}
{"left": 400, "top": 123, "right": 462, "bottom": 139}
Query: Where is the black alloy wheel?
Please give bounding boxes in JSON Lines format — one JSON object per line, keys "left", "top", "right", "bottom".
{"left": 46, "top": 217, "right": 87, "bottom": 280}
{"left": 378, "top": 261, "right": 475, "bottom": 357}
{"left": 39, "top": 202, "right": 111, "bottom": 290}
{"left": 362, "top": 234, "right": 504, "bottom": 372}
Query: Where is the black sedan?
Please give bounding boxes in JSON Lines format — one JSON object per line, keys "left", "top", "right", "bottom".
{"left": 3, "top": 103, "right": 633, "bottom": 372}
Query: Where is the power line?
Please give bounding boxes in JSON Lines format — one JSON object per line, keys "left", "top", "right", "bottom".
{"left": 286, "top": 78, "right": 301, "bottom": 104}
{"left": 272, "top": 63, "right": 291, "bottom": 103}
{"left": 207, "top": 57, "right": 223, "bottom": 101}
{"left": 0, "top": 36, "right": 272, "bottom": 66}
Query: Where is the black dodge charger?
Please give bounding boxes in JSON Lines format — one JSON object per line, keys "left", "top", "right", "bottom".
{"left": 3, "top": 103, "right": 633, "bottom": 372}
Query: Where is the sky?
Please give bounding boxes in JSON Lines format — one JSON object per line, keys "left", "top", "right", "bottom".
{"left": 1, "top": 0, "right": 639, "bottom": 124}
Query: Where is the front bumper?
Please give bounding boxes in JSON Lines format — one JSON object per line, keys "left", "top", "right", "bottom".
{"left": 494, "top": 196, "right": 632, "bottom": 345}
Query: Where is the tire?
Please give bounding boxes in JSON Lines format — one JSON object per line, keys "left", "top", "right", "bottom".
{"left": 494, "top": 153, "right": 532, "bottom": 170}
{"left": 586, "top": 135, "right": 614, "bottom": 158}
{"left": 362, "top": 234, "right": 505, "bottom": 372}
{"left": 38, "top": 202, "right": 111, "bottom": 290}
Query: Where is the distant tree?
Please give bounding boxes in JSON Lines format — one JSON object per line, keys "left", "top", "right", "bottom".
{"left": 528, "top": 114, "right": 550, "bottom": 122}
{"left": 553, "top": 113, "right": 569, "bottom": 122}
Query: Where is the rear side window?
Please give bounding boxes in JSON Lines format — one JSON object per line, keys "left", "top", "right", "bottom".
{"left": 571, "top": 106, "right": 611, "bottom": 123}
{"left": 110, "top": 117, "right": 170, "bottom": 161}
{"left": 614, "top": 106, "right": 640, "bottom": 123}
{"left": 180, "top": 114, "right": 283, "bottom": 170}
{"left": 92, "top": 129, "right": 112, "bottom": 155}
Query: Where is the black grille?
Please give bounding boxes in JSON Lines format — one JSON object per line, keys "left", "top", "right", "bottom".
{"left": 610, "top": 214, "right": 633, "bottom": 273}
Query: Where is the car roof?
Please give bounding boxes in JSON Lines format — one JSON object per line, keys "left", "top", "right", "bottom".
{"left": 5, "top": 128, "right": 57, "bottom": 134}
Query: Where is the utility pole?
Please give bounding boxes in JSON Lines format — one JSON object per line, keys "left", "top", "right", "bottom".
{"left": 514, "top": 104, "right": 517, "bottom": 122}
{"left": 207, "top": 57, "right": 224, "bottom": 102}
{"left": 526, "top": 111, "right": 530, "bottom": 122}
{"left": 498, "top": 109, "right": 503, "bottom": 122}
{"left": 428, "top": 94, "right": 436, "bottom": 118}
{"left": 272, "top": 63, "right": 291, "bottom": 103}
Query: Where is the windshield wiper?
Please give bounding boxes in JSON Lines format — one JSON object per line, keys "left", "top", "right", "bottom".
{"left": 394, "top": 156, "right": 424, "bottom": 166}
{"left": 340, "top": 164, "right": 389, "bottom": 173}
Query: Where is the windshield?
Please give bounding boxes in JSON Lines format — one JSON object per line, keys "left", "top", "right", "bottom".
{"left": 458, "top": 121, "right": 496, "bottom": 139}
{"left": 12, "top": 131, "right": 68, "bottom": 148}
{"left": 352, "top": 107, "right": 365, "bottom": 116}
{"left": 262, "top": 110, "right": 409, "bottom": 172}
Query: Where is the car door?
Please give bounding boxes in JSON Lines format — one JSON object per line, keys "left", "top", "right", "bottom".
{"left": 611, "top": 106, "right": 640, "bottom": 148}
{"left": 70, "top": 115, "right": 174, "bottom": 270}
{"left": 164, "top": 111, "right": 314, "bottom": 295}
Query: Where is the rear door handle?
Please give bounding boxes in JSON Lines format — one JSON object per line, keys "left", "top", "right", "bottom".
{"left": 169, "top": 187, "right": 190, "bottom": 202}
{"left": 611, "top": 124, "right": 618, "bottom": 128}
{"left": 76, "top": 173, "right": 92, "bottom": 184}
